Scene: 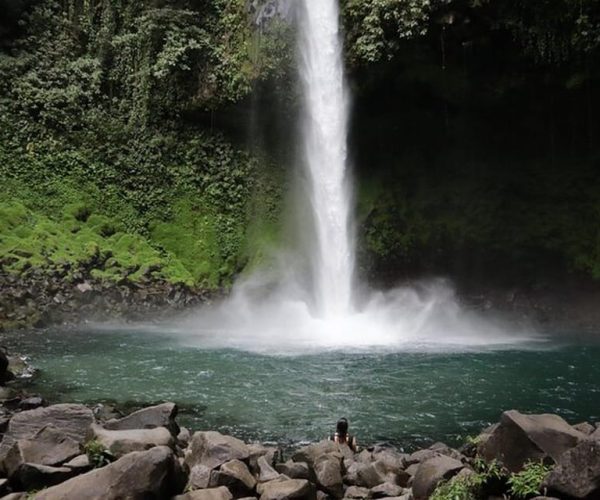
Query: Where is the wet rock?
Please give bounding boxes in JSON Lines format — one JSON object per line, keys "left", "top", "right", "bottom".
{"left": 91, "top": 423, "right": 175, "bottom": 458}
{"left": 369, "top": 482, "right": 404, "bottom": 498}
{"left": 314, "top": 455, "right": 343, "bottom": 498}
{"left": 411, "top": 455, "right": 465, "bottom": 500}
{"left": 543, "top": 440, "right": 600, "bottom": 498}
{"left": 276, "top": 461, "right": 311, "bottom": 480}
{"left": 15, "top": 463, "right": 75, "bottom": 490}
{"left": 18, "top": 396, "right": 47, "bottom": 411}
{"left": 186, "top": 431, "right": 250, "bottom": 470}
{"left": 34, "top": 446, "right": 178, "bottom": 500}
{"left": 258, "top": 478, "right": 316, "bottom": 500}
{"left": 0, "top": 404, "right": 93, "bottom": 470}
{"left": 104, "top": 402, "right": 179, "bottom": 436}
{"left": 477, "top": 410, "right": 585, "bottom": 472}
{"left": 210, "top": 459, "right": 257, "bottom": 497}
{"left": 174, "top": 487, "right": 233, "bottom": 500}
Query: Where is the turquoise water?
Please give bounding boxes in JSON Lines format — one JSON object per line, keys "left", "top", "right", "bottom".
{"left": 5, "top": 328, "right": 600, "bottom": 450}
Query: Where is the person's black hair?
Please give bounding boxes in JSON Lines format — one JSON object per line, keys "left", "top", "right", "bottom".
{"left": 336, "top": 417, "right": 349, "bottom": 436}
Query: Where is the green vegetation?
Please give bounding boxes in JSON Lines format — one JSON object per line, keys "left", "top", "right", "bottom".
{"left": 508, "top": 461, "right": 553, "bottom": 499}
{"left": 84, "top": 438, "right": 113, "bottom": 468}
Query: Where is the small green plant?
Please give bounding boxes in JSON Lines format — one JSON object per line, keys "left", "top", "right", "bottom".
{"left": 508, "top": 461, "right": 552, "bottom": 499}
{"left": 84, "top": 439, "right": 113, "bottom": 468}
{"left": 430, "top": 474, "right": 480, "bottom": 500}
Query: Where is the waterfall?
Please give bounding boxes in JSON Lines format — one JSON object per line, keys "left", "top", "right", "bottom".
{"left": 297, "top": 0, "right": 354, "bottom": 317}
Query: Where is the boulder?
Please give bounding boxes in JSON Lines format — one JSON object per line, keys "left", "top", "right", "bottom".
{"left": 343, "top": 486, "right": 369, "bottom": 499}
{"left": 477, "top": 410, "right": 585, "bottom": 472}
{"left": 372, "top": 449, "right": 407, "bottom": 473}
{"left": 543, "top": 440, "right": 600, "bottom": 498}
{"left": 63, "top": 454, "right": 91, "bottom": 472}
{"left": 248, "top": 444, "right": 278, "bottom": 477}
{"left": 0, "top": 404, "right": 93, "bottom": 469}
{"left": 174, "top": 486, "right": 233, "bottom": 500}
{"left": 14, "top": 463, "right": 74, "bottom": 490}
{"left": 104, "top": 402, "right": 179, "bottom": 436}
{"left": 187, "top": 464, "right": 213, "bottom": 490}
{"left": 1, "top": 493, "right": 26, "bottom": 500}
{"left": 405, "top": 449, "right": 438, "bottom": 466}
{"left": 185, "top": 431, "right": 250, "bottom": 470}
{"left": 257, "top": 455, "right": 280, "bottom": 482}
{"left": 258, "top": 478, "right": 316, "bottom": 500}
{"left": 3, "top": 425, "right": 81, "bottom": 476}
{"left": 91, "top": 423, "right": 174, "bottom": 457}
{"left": 276, "top": 461, "right": 310, "bottom": 480}
{"left": 292, "top": 441, "right": 339, "bottom": 467}
{"left": 428, "top": 443, "right": 464, "bottom": 461}
{"left": 314, "top": 455, "right": 343, "bottom": 498}
{"left": 178, "top": 427, "right": 192, "bottom": 447}
{"left": 369, "top": 482, "right": 404, "bottom": 498}
{"left": 210, "top": 459, "right": 257, "bottom": 497}
{"left": 572, "top": 422, "right": 595, "bottom": 435}
{"left": 411, "top": 455, "right": 465, "bottom": 500}
{"left": 18, "top": 397, "right": 47, "bottom": 411}
{"left": 356, "top": 460, "right": 394, "bottom": 488}
{"left": 34, "top": 446, "right": 178, "bottom": 500}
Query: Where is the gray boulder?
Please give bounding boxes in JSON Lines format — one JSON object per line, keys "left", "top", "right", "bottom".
{"left": 258, "top": 478, "right": 316, "bottom": 500}
{"left": 314, "top": 455, "right": 343, "bottom": 498}
{"left": 185, "top": 431, "right": 250, "bottom": 470}
{"left": 3, "top": 425, "right": 80, "bottom": 477}
{"left": 292, "top": 441, "right": 339, "bottom": 467}
{"left": 257, "top": 455, "right": 280, "bottom": 482}
{"left": 572, "top": 422, "right": 596, "bottom": 435}
{"left": 210, "top": 459, "right": 257, "bottom": 497}
{"left": 405, "top": 449, "right": 438, "bottom": 467}
{"left": 178, "top": 427, "right": 192, "bottom": 447}
{"left": 174, "top": 486, "right": 233, "bottom": 500}
{"left": 104, "top": 402, "right": 179, "bottom": 436}
{"left": 63, "top": 454, "right": 91, "bottom": 472}
{"left": 343, "top": 485, "right": 369, "bottom": 498}
{"left": 411, "top": 455, "right": 464, "bottom": 500}
{"left": 543, "top": 440, "right": 600, "bottom": 498}
{"left": 187, "top": 464, "right": 213, "bottom": 490}
{"left": 91, "top": 423, "right": 174, "bottom": 457}
{"left": 34, "top": 446, "right": 178, "bottom": 500}
{"left": 0, "top": 404, "right": 93, "bottom": 469}
{"left": 275, "top": 461, "right": 311, "bottom": 480}
{"left": 478, "top": 410, "right": 585, "bottom": 472}
{"left": 369, "top": 482, "right": 404, "bottom": 498}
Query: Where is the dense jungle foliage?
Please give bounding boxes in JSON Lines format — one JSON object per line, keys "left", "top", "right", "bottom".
{"left": 1, "top": 0, "right": 599, "bottom": 291}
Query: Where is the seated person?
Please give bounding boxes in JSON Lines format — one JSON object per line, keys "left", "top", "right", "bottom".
{"left": 330, "top": 417, "right": 357, "bottom": 451}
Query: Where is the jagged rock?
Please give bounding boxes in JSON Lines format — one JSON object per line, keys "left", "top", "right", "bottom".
{"left": 344, "top": 485, "right": 370, "bottom": 498}
{"left": 428, "top": 443, "right": 464, "bottom": 461}
{"left": 543, "top": 440, "right": 600, "bottom": 498}
{"left": 178, "top": 427, "right": 192, "bottom": 447}
{"left": 477, "top": 410, "right": 585, "bottom": 472}
{"left": 411, "top": 456, "right": 465, "bottom": 500}
{"left": 355, "top": 450, "right": 373, "bottom": 464}
{"left": 314, "top": 455, "right": 343, "bottom": 498}
{"left": 3, "top": 425, "right": 81, "bottom": 477}
{"left": 572, "top": 422, "right": 595, "bottom": 435}
{"left": 185, "top": 431, "right": 250, "bottom": 470}
{"left": 0, "top": 404, "right": 93, "bottom": 469}
{"left": 356, "top": 460, "right": 396, "bottom": 488}
{"left": 15, "top": 463, "right": 75, "bottom": 490}
{"left": 34, "top": 446, "right": 178, "bottom": 500}
{"left": 404, "top": 464, "right": 419, "bottom": 477}
{"left": 187, "top": 463, "right": 213, "bottom": 490}
{"left": 405, "top": 449, "right": 438, "bottom": 466}
{"left": 210, "top": 459, "right": 257, "bottom": 497}
{"left": 248, "top": 444, "right": 278, "bottom": 477}
{"left": 258, "top": 478, "right": 316, "bottom": 500}
{"left": 257, "top": 455, "right": 280, "bottom": 482}
{"left": 276, "top": 461, "right": 311, "bottom": 480}
{"left": 104, "top": 402, "right": 179, "bottom": 436}
{"left": 372, "top": 449, "right": 407, "bottom": 472}
{"left": 369, "top": 482, "right": 404, "bottom": 498}
{"left": 174, "top": 486, "right": 234, "bottom": 500}
{"left": 91, "top": 423, "right": 174, "bottom": 457}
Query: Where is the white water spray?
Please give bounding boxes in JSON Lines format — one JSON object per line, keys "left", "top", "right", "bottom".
{"left": 169, "top": 0, "right": 540, "bottom": 352}
{"left": 298, "top": 0, "right": 354, "bottom": 317}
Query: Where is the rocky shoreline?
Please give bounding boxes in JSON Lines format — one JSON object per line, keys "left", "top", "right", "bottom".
{"left": 0, "top": 353, "right": 598, "bottom": 500}
{"left": 0, "top": 271, "right": 217, "bottom": 331}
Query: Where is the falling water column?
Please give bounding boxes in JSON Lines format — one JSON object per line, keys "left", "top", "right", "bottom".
{"left": 298, "top": 0, "right": 354, "bottom": 317}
